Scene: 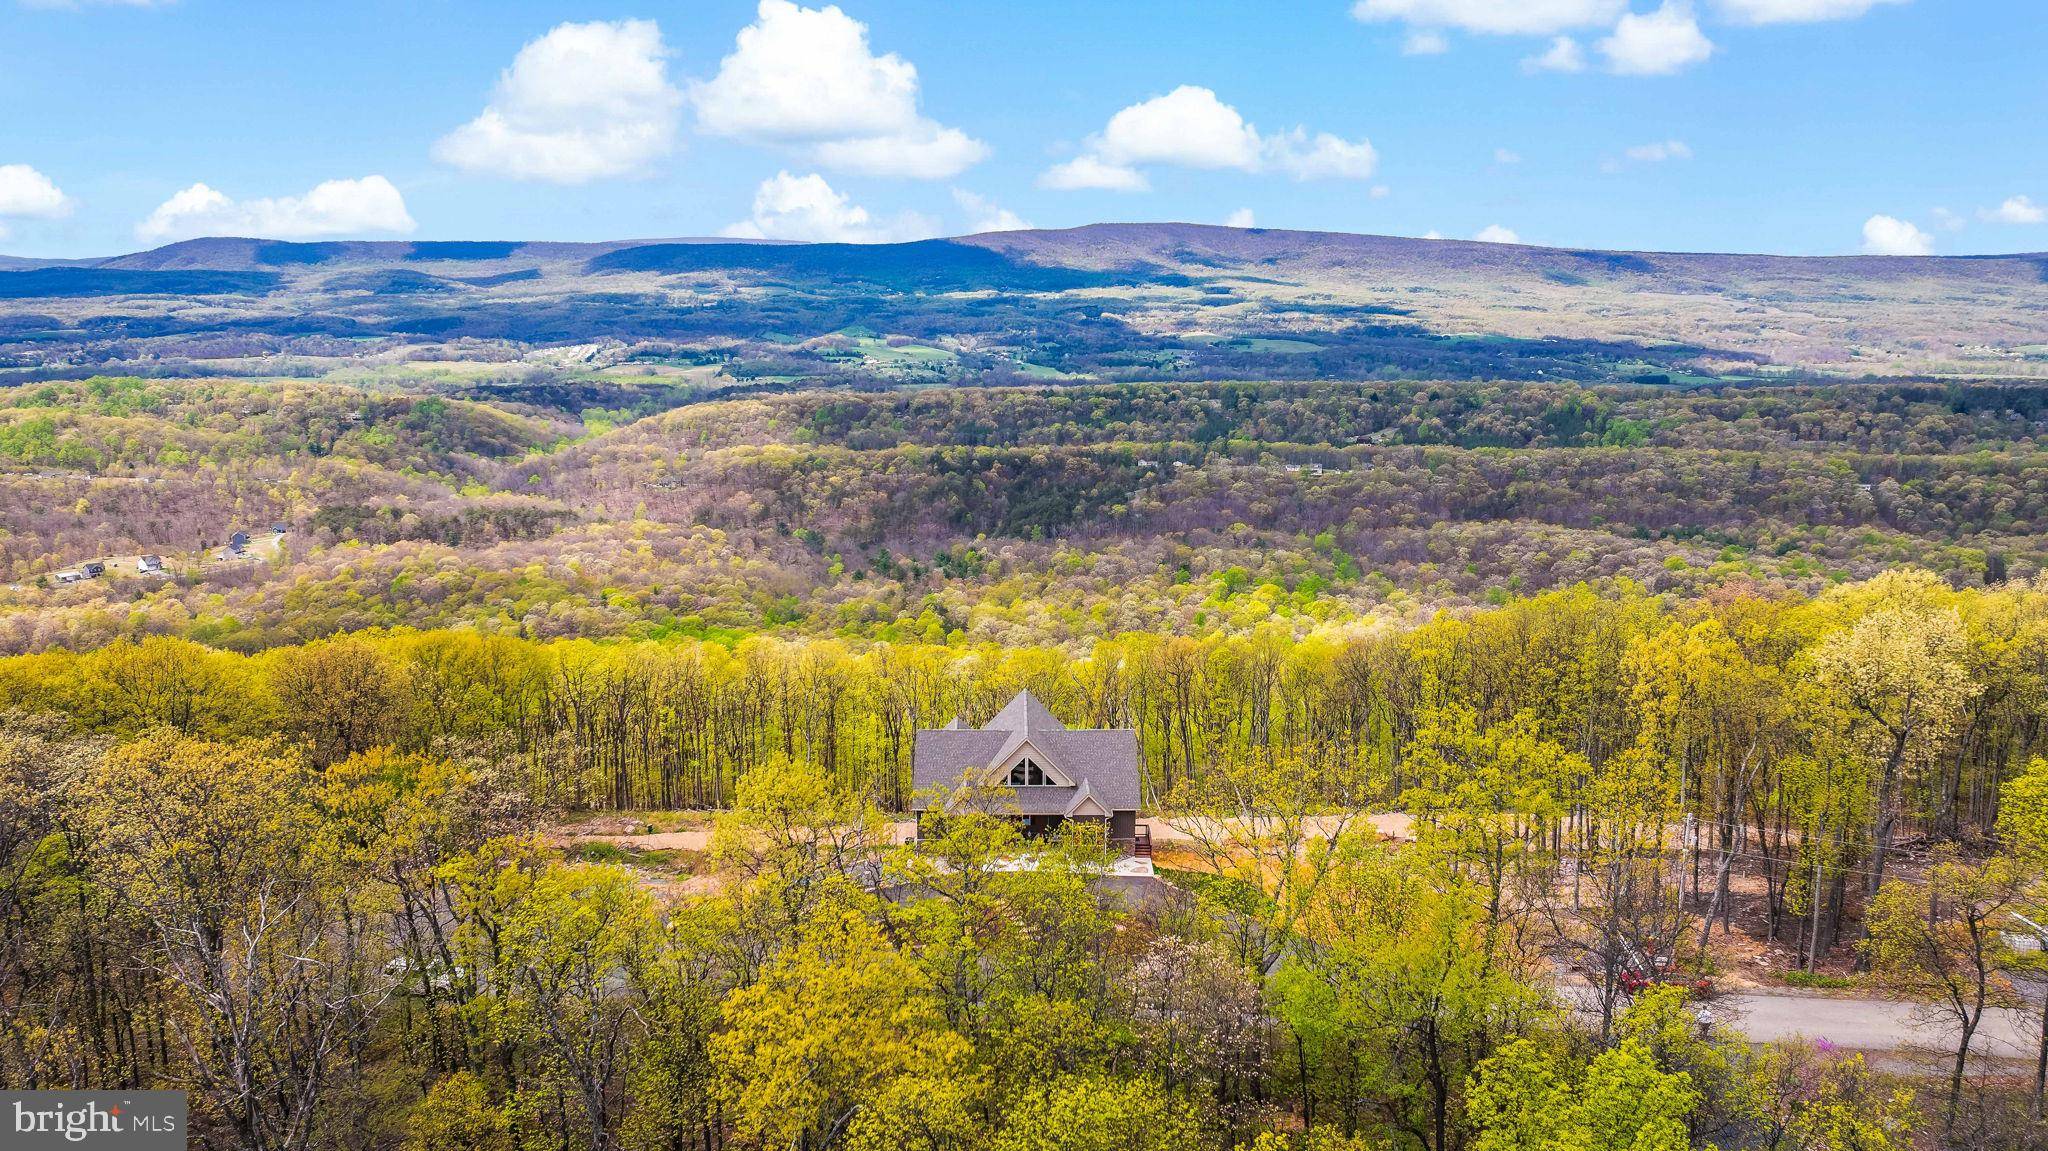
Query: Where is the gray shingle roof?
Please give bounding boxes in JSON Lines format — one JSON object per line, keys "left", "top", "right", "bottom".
{"left": 911, "top": 690, "right": 1142, "bottom": 814}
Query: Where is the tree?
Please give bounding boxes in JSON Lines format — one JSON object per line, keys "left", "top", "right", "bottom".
{"left": 1757, "top": 1047, "right": 1920, "bottom": 1151}
{"left": 315, "top": 749, "right": 506, "bottom": 1074}
{"left": 712, "top": 909, "right": 970, "bottom": 1150}
{"left": 1402, "top": 707, "right": 1569, "bottom": 957}
{"left": 1809, "top": 595, "right": 1977, "bottom": 909}
{"left": 1279, "top": 834, "right": 1544, "bottom": 1151}
{"left": 78, "top": 732, "right": 378, "bottom": 1151}
{"left": 842, "top": 1071, "right": 988, "bottom": 1151}
{"left": 1130, "top": 936, "right": 1270, "bottom": 1136}
{"left": 402, "top": 1072, "right": 513, "bottom": 1151}
{"left": 1610, "top": 986, "right": 1764, "bottom": 1146}
{"left": 1781, "top": 738, "right": 1874, "bottom": 971}
{"left": 442, "top": 840, "right": 659, "bottom": 1151}
{"left": 1167, "top": 747, "right": 1366, "bottom": 976}
{"left": 1864, "top": 851, "right": 2025, "bottom": 1129}
{"left": 0, "top": 712, "right": 106, "bottom": 1090}
{"left": 1627, "top": 617, "right": 1789, "bottom": 956}
{"left": 712, "top": 761, "right": 890, "bottom": 959}
{"left": 1466, "top": 1037, "right": 1697, "bottom": 1151}
{"left": 267, "top": 637, "right": 404, "bottom": 766}
{"left": 83, "top": 636, "right": 247, "bottom": 736}
{"left": 989, "top": 1075, "right": 1203, "bottom": 1151}
{"left": 1998, "top": 756, "right": 2048, "bottom": 1111}
{"left": 1547, "top": 749, "right": 1690, "bottom": 1038}
{"left": 887, "top": 812, "right": 1120, "bottom": 1059}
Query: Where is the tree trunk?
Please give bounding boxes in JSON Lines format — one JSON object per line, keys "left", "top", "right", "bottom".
{"left": 2034, "top": 989, "right": 2047, "bottom": 1119}
{"left": 1805, "top": 849, "right": 1824, "bottom": 974}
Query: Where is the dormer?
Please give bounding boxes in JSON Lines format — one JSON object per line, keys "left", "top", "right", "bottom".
{"left": 988, "top": 739, "right": 1074, "bottom": 788}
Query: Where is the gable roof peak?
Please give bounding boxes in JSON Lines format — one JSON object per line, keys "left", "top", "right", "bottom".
{"left": 988, "top": 689, "right": 1066, "bottom": 733}
{"left": 1063, "top": 777, "right": 1107, "bottom": 818}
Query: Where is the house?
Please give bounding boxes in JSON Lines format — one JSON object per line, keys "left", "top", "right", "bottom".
{"left": 136, "top": 555, "right": 164, "bottom": 574}
{"left": 52, "top": 570, "right": 85, "bottom": 585}
{"left": 912, "top": 690, "right": 1146, "bottom": 851}
{"left": 228, "top": 531, "right": 249, "bottom": 553}
{"left": 80, "top": 561, "right": 105, "bottom": 578}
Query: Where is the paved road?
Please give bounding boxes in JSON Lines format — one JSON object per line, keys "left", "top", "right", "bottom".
{"left": 1563, "top": 979, "right": 2041, "bottom": 1063}
{"left": 1712, "top": 990, "right": 2038, "bottom": 1062}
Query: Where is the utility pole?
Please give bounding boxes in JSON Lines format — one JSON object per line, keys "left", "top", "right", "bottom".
{"left": 1681, "top": 811, "right": 1697, "bottom": 911}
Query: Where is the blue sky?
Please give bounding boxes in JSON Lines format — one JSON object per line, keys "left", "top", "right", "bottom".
{"left": 0, "top": 0, "right": 2042, "bottom": 258}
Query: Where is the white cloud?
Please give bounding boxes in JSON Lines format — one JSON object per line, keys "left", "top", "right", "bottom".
{"left": 136, "top": 177, "right": 414, "bottom": 244}
{"left": 1981, "top": 195, "right": 2046, "bottom": 225}
{"left": 0, "top": 165, "right": 72, "bottom": 223}
{"left": 1038, "top": 155, "right": 1150, "bottom": 193}
{"left": 436, "top": 20, "right": 682, "bottom": 184}
{"left": 1713, "top": 0, "right": 1906, "bottom": 24}
{"left": 1523, "top": 35, "right": 1588, "bottom": 72}
{"left": 1402, "top": 30, "right": 1451, "bottom": 54}
{"left": 1625, "top": 139, "right": 1693, "bottom": 163}
{"left": 1494, "top": 148, "right": 1523, "bottom": 165}
{"left": 1352, "top": 0, "right": 1625, "bottom": 36}
{"left": 1474, "top": 224, "right": 1521, "bottom": 243}
{"left": 1421, "top": 230, "right": 1445, "bottom": 240}
{"left": 1267, "top": 129, "right": 1380, "bottom": 181}
{"left": 692, "top": 0, "right": 986, "bottom": 180}
{"left": 1366, "top": 0, "right": 1876, "bottom": 75}
{"left": 811, "top": 127, "right": 987, "bottom": 179}
{"left": 952, "top": 189, "right": 1031, "bottom": 233}
{"left": 1599, "top": 3, "right": 1714, "bottom": 74}
{"left": 1603, "top": 139, "right": 1693, "bottom": 172}
{"left": 1371, "top": 184, "right": 1391, "bottom": 198}
{"left": 1095, "top": 86, "right": 1263, "bottom": 172}
{"left": 1225, "top": 208, "right": 1257, "bottom": 228}
{"left": 692, "top": 1, "right": 912, "bottom": 143}
{"left": 721, "top": 171, "right": 936, "bottom": 243}
{"left": 1930, "top": 207, "right": 1966, "bottom": 233}
{"left": 1861, "top": 214, "right": 1933, "bottom": 256}
{"left": 1042, "top": 86, "right": 1375, "bottom": 191}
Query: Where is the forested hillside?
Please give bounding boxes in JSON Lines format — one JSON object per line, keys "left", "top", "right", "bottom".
{"left": 7, "top": 570, "right": 2048, "bottom": 1148}
{"left": 5, "top": 228, "right": 2048, "bottom": 1151}
{"left": 4, "top": 376, "right": 2044, "bottom": 654}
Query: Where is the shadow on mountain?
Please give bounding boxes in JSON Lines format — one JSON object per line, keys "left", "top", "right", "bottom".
{"left": 587, "top": 240, "right": 1186, "bottom": 293}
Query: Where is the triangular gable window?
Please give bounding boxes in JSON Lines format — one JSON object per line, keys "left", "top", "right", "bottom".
{"left": 988, "top": 741, "right": 1074, "bottom": 788}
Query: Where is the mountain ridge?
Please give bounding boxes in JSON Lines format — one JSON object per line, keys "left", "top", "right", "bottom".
{"left": 2, "top": 222, "right": 2045, "bottom": 384}
{"left": 3, "top": 223, "right": 2044, "bottom": 272}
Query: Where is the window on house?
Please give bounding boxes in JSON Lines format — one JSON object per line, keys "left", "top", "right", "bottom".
{"left": 1008, "top": 758, "right": 1049, "bottom": 786}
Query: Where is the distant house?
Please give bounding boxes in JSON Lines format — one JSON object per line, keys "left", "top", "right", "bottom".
{"left": 912, "top": 690, "right": 1146, "bottom": 850}
{"left": 80, "top": 561, "right": 105, "bottom": 578}
{"left": 52, "top": 570, "right": 85, "bottom": 585}
{"left": 270, "top": 523, "right": 288, "bottom": 535}
{"left": 228, "top": 531, "right": 249, "bottom": 552}
{"left": 136, "top": 555, "right": 164, "bottom": 574}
